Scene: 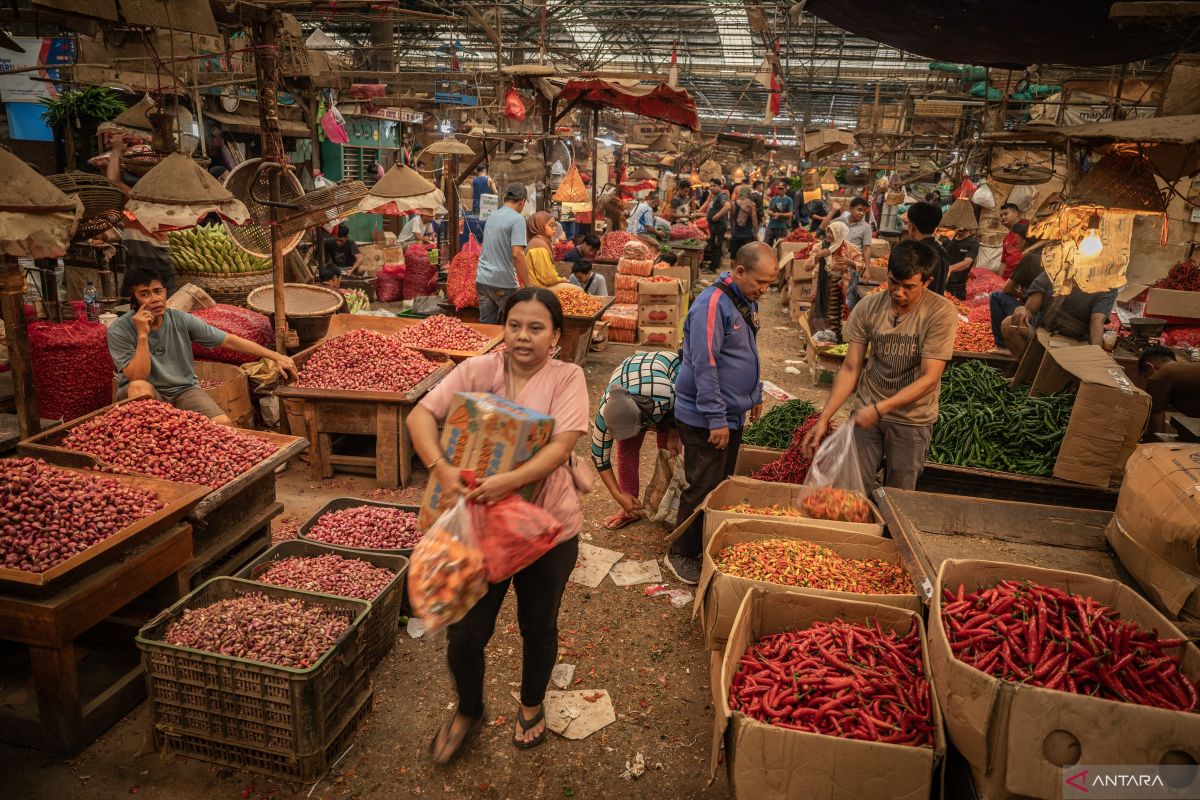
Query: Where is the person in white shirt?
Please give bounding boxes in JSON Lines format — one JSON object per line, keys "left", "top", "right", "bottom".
{"left": 626, "top": 195, "right": 658, "bottom": 235}
{"left": 399, "top": 209, "right": 436, "bottom": 245}
{"left": 567, "top": 260, "right": 608, "bottom": 296}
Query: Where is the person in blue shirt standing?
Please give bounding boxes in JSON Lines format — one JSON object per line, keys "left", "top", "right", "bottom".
{"left": 666, "top": 241, "right": 779, "bottom": 584}
{"left": 475, "top": 183, "right": 530, "bottom": 323}
{"left": 471, "top": 164, "right": 497, "bottom": 215}
{"left": 626, "top": 194, "right": 657, "bottom": 235}
{"left": 764, "top": 178, "right": 793, "bottom": 246}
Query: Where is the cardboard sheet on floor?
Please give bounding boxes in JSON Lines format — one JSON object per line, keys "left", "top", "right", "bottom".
{"left": 511, "top": 689, "right": 616, "bottom": 740}
{"left": 569, "top": 543, "right": 624, "bottom": 587}
{"left": 609, "top": 558, "right": 663, "bottom": 586}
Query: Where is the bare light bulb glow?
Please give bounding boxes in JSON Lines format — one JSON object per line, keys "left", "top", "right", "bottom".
{"left": 1079, "top": 230, "right": 1103, "bottom": 257}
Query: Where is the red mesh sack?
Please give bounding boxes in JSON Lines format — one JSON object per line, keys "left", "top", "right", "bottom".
{"left": 190, "top": 304, "right": 272, "bottom": 365}
{"left": 29, "top": 319, "right": 114, "bottom": 421}
{"left": 463, "top": 471, "right": 563, "bottom": 583}
{"left": 377, "top": 262, "right": 406, "bottom": 303}
{"left": 403, "top": 244, "right": 437, "bottom": 300}
{"left": 448, "top": 251, "right": 479, "bottom": 310}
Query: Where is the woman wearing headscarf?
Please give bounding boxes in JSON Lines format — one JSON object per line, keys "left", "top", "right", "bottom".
{"left": 523, "top": 210, "right": 568, "bottom": 290}
{"left": 808, "top": 220, "right": 863, "bottom": 342}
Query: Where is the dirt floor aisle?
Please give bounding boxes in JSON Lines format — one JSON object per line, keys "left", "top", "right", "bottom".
{"left": 4, "top": 286, "right": 828, "bottom": 800}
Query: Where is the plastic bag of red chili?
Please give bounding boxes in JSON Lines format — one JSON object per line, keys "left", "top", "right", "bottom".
{"left": 803, "top": 413, "right": 867, "bottom": 496}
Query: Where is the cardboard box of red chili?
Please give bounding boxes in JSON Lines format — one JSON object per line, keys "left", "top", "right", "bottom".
{"left": 928, "top": 558, "right": 1200, "bottom": 800}
{"left": 695, "top": 517, "right": 922, "bottom": 652}
{"left": 672, "top": 477, "right": 885, "bottom": 549}
{"left": 712, "top": 588, "right": 945, "bottom": 800}
{"left": 418, "top": 392, "right": 555, "bottom": 530}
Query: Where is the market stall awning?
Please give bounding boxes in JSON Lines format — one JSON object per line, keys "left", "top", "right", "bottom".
{"left": 985, "top": 115, "right": 1200, "bottom": 183}
{"left": 536, "top": 77, "right": 699, "bottom": 131}
{"left": 204, "top": 110, "right": 310, "bottom": 139}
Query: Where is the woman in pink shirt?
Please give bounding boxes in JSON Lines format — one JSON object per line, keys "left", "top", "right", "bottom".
{"left": 408, "top": 288, "right": 589, "bottom": 763}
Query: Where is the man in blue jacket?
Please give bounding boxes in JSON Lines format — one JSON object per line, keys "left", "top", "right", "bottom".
{"left": 666, "top": 241, "right": 779, "bottom": 584}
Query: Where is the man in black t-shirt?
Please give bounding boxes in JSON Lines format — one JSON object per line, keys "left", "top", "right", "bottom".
{"left": 904, "top": 202, "right": 950, "bottom": 295}
{"left": 938, "top": 229, "right": 979, "bottom": 301}
{"left": 702, "top": 178, "right": 730, "bottom": 271}
{"left": 322, "top": 223, "right": 362, "bottom": 272}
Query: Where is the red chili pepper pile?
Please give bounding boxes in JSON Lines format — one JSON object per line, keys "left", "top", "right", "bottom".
{"left": 943, "top": 293, "right": 971, "bottom": 317}
{"left": 752, "top": 414, "right": 830, "bottom": 484}
{"left": 785, "top": 228, "right": 818, "bottom": 243}
{"left": 715, "top": 539, "right": 914, "bottom": 595}
{"left": 954, "top": 321, "right": 994, "bottom": 352}
{"left": 942, "top": 580, "right": 1199, "bottom": 711}
{"left": 800, "top": 487, "right": 874, "bottom": 523}
{"left": 1153, "top": 259, "right": 1200, "bottom": 292}
{"left": 729, "top": 619, "right": 934, "bottom": 746}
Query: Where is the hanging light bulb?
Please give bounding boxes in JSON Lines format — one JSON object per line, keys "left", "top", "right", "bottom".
{"left": 1079, "top": 212, "right": 1104, "bottom": 257}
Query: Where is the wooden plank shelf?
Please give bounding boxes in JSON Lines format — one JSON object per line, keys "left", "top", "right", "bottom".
{"left": 0, "top": 523, "right": 193, "bottom": 754}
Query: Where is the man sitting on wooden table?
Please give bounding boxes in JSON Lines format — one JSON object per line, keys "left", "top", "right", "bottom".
{"left": 1138, "top": 346, "right": 1200, "bottom": 437}
{"left": 108, "top": 267, "right": 298, "bottom": 424}
{"left": 1000, "top": 272, "right": 1117, "bottom": 362}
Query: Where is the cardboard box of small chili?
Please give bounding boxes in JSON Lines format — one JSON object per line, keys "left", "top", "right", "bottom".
{"left": 928, "top": 558, "right": 1200, "bottom": 800}
{"left": 712, "top": 588, "right": 945, "bottom": 800}
{"left": 419, "top": 392, "right": 555, "bottom": 530}
{"left": 695, "top": 517, "right": 922, "bottom": 652}
{"left": 671, "top": 477, "right": 886, "bottom": 550}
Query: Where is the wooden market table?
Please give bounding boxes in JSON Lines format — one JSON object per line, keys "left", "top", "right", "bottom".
{"left": 276, "top": 321, "right": 454, "bottom": 487}
{"left": 18, "top": 403, "right": 307, "bottom": 588}
{"left": 0, "top": 522, "right": 194, "bottom": 754}
{"left": 915, "top": 461, "right": 1119, "bottom": 510}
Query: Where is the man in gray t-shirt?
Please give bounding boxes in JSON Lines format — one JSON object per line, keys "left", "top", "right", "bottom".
{"left": 476, "top": 183, "right": 530, "bottom": 323}
{"left": 108, "top": 267, "right": 297, "bottom": 423}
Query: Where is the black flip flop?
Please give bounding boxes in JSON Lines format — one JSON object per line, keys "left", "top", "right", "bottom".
{"left": 512, "top": 705, "right": 547, "bottom": 750}
{"left": 428, "top": 710, "right": 484, "bottom": 765}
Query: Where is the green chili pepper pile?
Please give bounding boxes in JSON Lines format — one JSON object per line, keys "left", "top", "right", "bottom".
{"left": 742, "top": 399, "right": 818, "bottom": 449}
{"left": 928, "top": 361, "right": 1075, "bottom": 477}
{"left": 714, "top": 538, "right": 914, "bottom": 595}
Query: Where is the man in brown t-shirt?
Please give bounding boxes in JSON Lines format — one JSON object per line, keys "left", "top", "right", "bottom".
{"left": 803, "top": 240, "right": 958, "bottom": 491}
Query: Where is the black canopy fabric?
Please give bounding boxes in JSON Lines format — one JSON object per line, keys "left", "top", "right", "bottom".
{"left": 807, "top": 0, "right": 1200, "bottom": 68}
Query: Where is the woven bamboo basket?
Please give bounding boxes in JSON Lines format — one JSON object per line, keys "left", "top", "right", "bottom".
{"left": 246, "top": 283, "right": 346, "bottom": 344}
{"left": 176, "top": 270, "right": 274, "bottom": 306}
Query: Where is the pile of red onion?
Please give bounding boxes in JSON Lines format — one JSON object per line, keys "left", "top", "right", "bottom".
{"left": 293, "top": 329, "right": 441, "bottom": 393}
{"left": 0, "top": 457, "right": 165, "bottom": 573}
{"left": 61, "top": 399, "right": 276, "bottom": 488}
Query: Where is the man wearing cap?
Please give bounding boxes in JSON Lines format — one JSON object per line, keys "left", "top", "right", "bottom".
{"left": 937, "top": 199, "right": 980, "bottom": 301}
{"left": 590, "top": 351, "right": 682, "bottom": 530}
{"left": 399, "top": 208, "right": 436, "bottom": 246}
{"left": 476, "top": 183, "right": 530, "bottom": 324}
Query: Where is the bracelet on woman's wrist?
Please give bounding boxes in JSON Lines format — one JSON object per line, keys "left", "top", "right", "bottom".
{"left": 425, "top": 456, "right": 444, "bottom": 471}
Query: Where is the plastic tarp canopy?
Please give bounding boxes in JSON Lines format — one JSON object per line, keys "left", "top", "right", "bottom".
{"left": 536, "top": 78, "right": 699, "bottom": 131}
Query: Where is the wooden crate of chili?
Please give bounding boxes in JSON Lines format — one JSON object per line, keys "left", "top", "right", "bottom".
{"left": 696, "top": 517, "right": 921, "bottom": 652}
{"left": 276, "top": 329, "right": 454, "bottom": 488}
{"left": 712, "top": 588, "right": 945, "bottom": 800}
{"left": 928, "top": 558, "right": 1200, "bottom": 800}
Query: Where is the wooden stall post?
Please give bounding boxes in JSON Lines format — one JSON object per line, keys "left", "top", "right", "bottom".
{"left": 1, "top": 255, "right": 38, "bottom": 439}
{"left": 252, "top": 14, "right": 290, "bottom": 353}
{"left": 589, "top": 106, "right": 599, "bottom": 233}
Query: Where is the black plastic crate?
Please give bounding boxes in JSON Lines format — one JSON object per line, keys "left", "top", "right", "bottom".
{"left": 296, "top": 497, "right": 423, "bottom": 556}
{"left": 236, "top": 540, "right": 408, "bottom": 667}
{"left": 156, "top": 688, "right": 373, "bottom": 781}
{"left": 136, "top": 577, "right": 370, "bottom": 758}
